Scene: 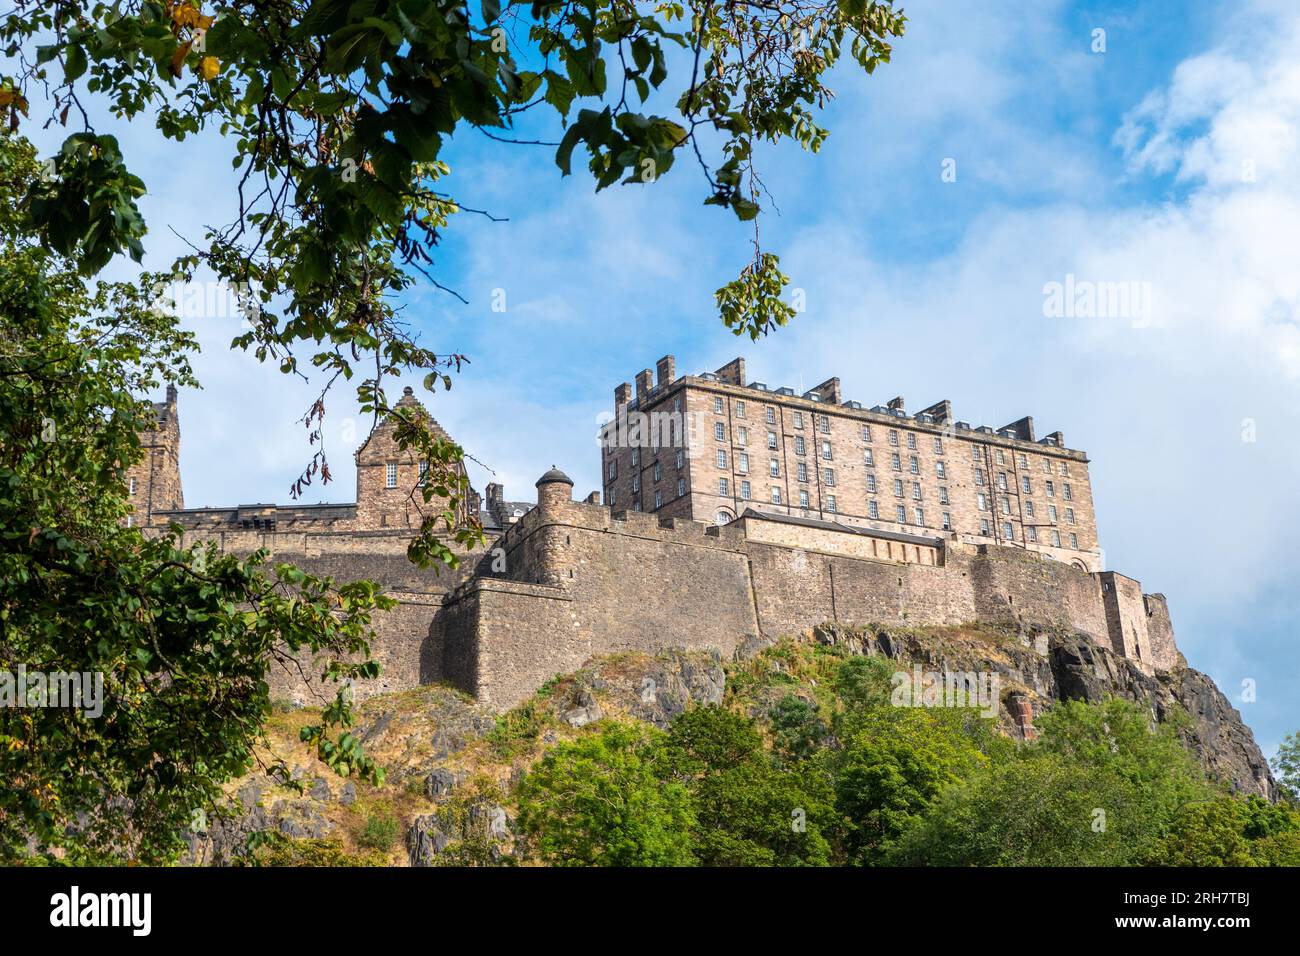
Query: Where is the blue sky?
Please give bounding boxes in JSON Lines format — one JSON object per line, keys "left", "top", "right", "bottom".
{"left": 20, "top": 0, "right": 1299, "bottom": 756}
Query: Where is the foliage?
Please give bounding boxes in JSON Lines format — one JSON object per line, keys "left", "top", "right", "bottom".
{"left": 356, "top": 808, "right": 400, "bottom": 850}
{"left": 514, "top": 721, "right": 695, "bottom": 866}
{"left": 0, "top": 131, "right": 388, "bottom": 864}
{"left": 243, "top": 834, "right": 388, "bottom": 867}
{"left": 1272, "top": 731, "right": 1300, "bottom": 804}
{"left": 1144, "top": 796, "right": 1300, "bottom": 867}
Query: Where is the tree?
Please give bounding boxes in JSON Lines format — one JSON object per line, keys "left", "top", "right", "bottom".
{"left": 0, "top": 0, "right": 907, "bottom": 566}
{"left": 1144, "top": 796, "right": 1300, "bottom": 867}
{"left": 657, "top": 705, "right": 834, "bottom": 866}
{"left": 0, "top": 131, "right": 389, "bottom": 864}
{"left": 1272, "top": 731, "right": 1300, "bottom": 804}
{"left": 514, "top": 722, "right": 696, "bottom": 866}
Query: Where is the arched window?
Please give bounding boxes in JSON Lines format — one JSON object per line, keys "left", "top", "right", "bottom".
{"left": 715, "top": 510, "right": 733, "bottom": 525}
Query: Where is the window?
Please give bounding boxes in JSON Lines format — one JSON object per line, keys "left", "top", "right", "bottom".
{"left": 868, "top": 500, "right": 880, "bottom": 519}
{"left": 714, "top": 396, "right": 724, "bottom": 414}
{"left": 795, "top": 435, "right": 806, "bottom": 456}
{"left": 824, "top": 468, "right": 836, "bottom": 486}
{"left": 1046, "top": 480, "right": 1055, "bottom": 498}
{"left": 1000, "top": 497, "right": 1011, "bottom": 515}
{"left": 738, "top": 426, "right": 748, "bottom": 444}
{"left": 386, "top": 462, "right": 398, "bottom": 488}
{"left": 766, "top": 407, "right": 776, "bottom": 424}
{"left": 771, "top": 486, "right": 782, "bottom": 504}
{"left": 1063, "top": 483, "right": 1073, "bottom": 501}
{"left": 1027, "top": 526, "right": 1038, "bottom": 543}
{"left": 793, "top": 411, "right": 803, "bottom": 429}
{"left": 1025, "top": 501, "right": 1035, "bottom": 518}
{"left": 896, "top": 505, "right": 907, "bottom": 523}
{"left": 797, "top": 461, "right": 808, "bottom": 482}
{"left": 716, "top": 449, "right": 727, "bottom": 469}
{"left": 609, "top": 491, "right": 617, "bottom": 507}
{"left": 1051, "top": 530, "right": 1062, "bottom": 547}
{"left": 678, "top": 478, "right": 685, "bottom": 497}
{"left": 1069, "top": 533, "right": 1079, "bottom": 549}
{"left": 1021, "top": 475, "right": 1031, "bottom": 494}
{"left": 738, "top": 452, "right": 749, "bottom": 474}
{"left": 126, "top": 515, "right": 133, "bottom": 528}
{"left": 891, "top": 453, "right": 902, "bottom": 471}
{"left": 980, "top": 518, "right": 991, "bottom": 535}
{"left": 862, "top": 425, "right": 872, "bottom": 442}
{"left": 864, "top": 449, "right": 875, "bottom": 467}
{"left": 1060, "top": 462, "right": 1069, "bottom": 476}
{"left": 996, "top": 449, "right": 1005, "bottom": 464}
{"left": 633, "top": 475, "right": 640, "bottom": 492}
{"left": 828, "top": 495, "right": 838, "bottom": 514}
{"left": 1042, "top": 459, "right": 1052, "bottom": 474}
{"left": 975, "top": 468, "right": 986, "bottom": 487}
{"left": 714, "top": 421, "right": 725, "bottom": 441}
{"left": 654, "top": 490, "right": 662, "bottom": 508}
{"left": 915, "top": 506, "right": 925, "bottom": 525}
{"left": 1066, "top": 508, "right": 1076, "bottom": 525}
{"left": 716, "top": 511, "right": 732, "bottom": 525}
{"left": 632, "top": 449, "right": 640, "bottom": 467}
{"left": 129, "top": 477, "right": 136, "bottom": 496}
{"left": 799, "top": 489, "right": 810, "bottom": 508}
{"left": 942, "top": 512, "right": 952, "bottom": 530}
{"left": 736, "top": 400, "right": 746, "bottom": 418}
{"left": 768, "top": 432, "right": 778, "bottom": 450}
{"left": 909, "top": 456, "right": 919, "bottom": 475}
{"left": 907, "top": 433, "right": 917, "bottom": 450}
{"left": 972, "top": 445, "right": 981, "bottom": 461}
{"left": 889, "top": 430, "right": 899, "bottom": 446}
{"left": 1048, "top": 504, "right": 1058, "bottom": 523}
{"left": 770, "top": 459, "right": 780, "bottom": 477}
{"left": 912, "top": 481, "right": 922, "bottom": 500}
{"left": 1017, "top": 453, "right": 1028, "bottom": 468}
{"left": 418, "top": 461, "right": 429, "bottom": 484}
{"left": 741, "top": 480, "right": 751, "bottom": 500}
{"left": 894, "top": 479, "right": 904, "bottom": 497}
{"left": 719, "top": 478, "right": 729, "bottom": 496}
{"left": 821, "top": 440, "right": 833, "bottom": 460}
{"left": 673, "top": 397, "right": 682, "bottom": 413}
{"left": 997, "top": 472, "right": 1008, "bottom": 491}
{"left": 654, "top": 461, "right": 661, "bottom": 481}
{"left": 977, "top": 492, "right": 988, "bottom": 511}
{"left": 609, "top": 461, "right": 618, "bottom": 480}
{"left": 675, "top": 450, "right": 684, "bottom": 469}
{"left": 1003, "top": 522, "right": 1014, "bottom": 541}
{"left": 866, "top": 474, "right": 877, "bottom": 493}
{"left": 939, "top": 486, "right": 950, "bottom": 505}
{"left": 936, "top": 461, "right": 947, "bottom": 479}
{"left": 819, "top": 417, "right": 830, "bottom": 435}
{"left": 633, "top": 497, "right": 641, "bottom": 511}
{"left": 933, "top": 437, "right": 944, "bottom": 454}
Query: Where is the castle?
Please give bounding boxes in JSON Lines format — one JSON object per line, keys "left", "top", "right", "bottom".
{"left": 127, "top": 356, "right": 1184, "bottom": 711}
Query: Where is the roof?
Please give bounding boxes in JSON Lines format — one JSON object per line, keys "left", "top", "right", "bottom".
{"left": 737, "top": 508, "right": 945, "bottom": 548}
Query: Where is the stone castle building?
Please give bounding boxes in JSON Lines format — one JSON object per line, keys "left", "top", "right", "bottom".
{"left": 603, "top": 356, "right": 1100, "bottom": 572}
{"left": 127, "top": 356, "right": 1184, "bottom": 711}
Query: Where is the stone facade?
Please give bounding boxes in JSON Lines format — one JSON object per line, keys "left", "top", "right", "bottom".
{"left": 133, "top": 375, "right": 1182, "bottom": 713}
{"left": 602, "top": 355, "right": 1101, "bottom": 573}
{"left": 124, "top": 385, "right": 184, "bottom": 527}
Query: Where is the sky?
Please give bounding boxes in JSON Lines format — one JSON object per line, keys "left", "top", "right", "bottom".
{"left": 19, "top": 0, "right": 1300, "bottom": 756}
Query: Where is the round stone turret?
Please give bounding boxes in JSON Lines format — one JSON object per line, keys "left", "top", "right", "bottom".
{"left": 535, "top": 466, "right": 574, "bottom": 512}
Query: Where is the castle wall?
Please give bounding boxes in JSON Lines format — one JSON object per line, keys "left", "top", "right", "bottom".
{"left": 1100, "top": 571, "right": 1155, "bottom": 666}
{"left": 1144, "top": 594, "right": 1184, "bottom": 672}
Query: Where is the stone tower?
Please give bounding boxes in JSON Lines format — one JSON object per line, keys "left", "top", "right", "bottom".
{"left": 532, "top": 466, "right": 574, "bottom": 585}
{"left": 125, "top": 385, "right": 183, "bottom": 527}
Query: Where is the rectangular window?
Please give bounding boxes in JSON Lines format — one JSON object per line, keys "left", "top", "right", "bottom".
{"left": 129, "top": 477, "right": 136, "bottom": 496}
{"left": 771, "top": 486, "right": 782, "bottom": 504}
{"left": 894, "top": 479, "right": 904, "bottom": 497}
{"left": 972, "top": 445, "right": 982, "bottom": 461}
{"left": 719, "top": 478, "right": 729, "bottom": 496}
{"left": 795, "top": 435, "right": 806, "bottom": 456}
{"left": 797, "top": 461, "right": 808, "bottom": 482}
{"left": 975, "top": 468, "right": 985, "bottom": 486}
{"left": 912, "top": 481, "right": 922, "bottom": 501}
{"left": 1017, "top": 453, "right": 1028, "bottom": 468}
{"left": 977, "top": 493, "right": 988, "bottom": 511}
{"left": 1069, "top": 533, "right": 1079, "bottom": 549}
{"left": 821, "top": 440, "right": 833, "bottom": 460}
{"left": 1025, "top": 501, "right": 1035, "bottom": 518}
{"left": 889, "top": 430, "right": 899, "bottom": 446}
{"left": 799, "top": 489, "right": 810, "bottom": 508}
{"left": 891, "top": 453, "right": 902, "bottom": 471}
{"left": 768, "top": 432, "right": 778, "bottom": 450}
{"left": 996, "top": 449, "right": 1006, "bottom": 464}
{"left": 714, "top": 396, "right": 724, "bottom": 414}
{"left": 1027, "top": 526, "right": 1038, "bottom": 543}
{"left": 770, "top": 459, "right": 780, "bottom": 477}
{"left": 654, "top": 490, "right": 662, "bottom": 508}
{"left": 1046, "top": 480, "right": 1055, "bottom": 498}
{"left": 716, "top": 449, "right": 727, "bottom": 469}
{"left": 714, "top": 421, "right": 725, "bottom": 441}
{"left": 939, "top": 486, "right": 949, "bottom": 505}
{"left": 793, "top": 411, "right": 803, "bottom": 429}
{"left": 933, "top": 437, "right": 944, "bottom": 454}
{"left": 864, "top": 449, "right": 875, "bottom": 467}
{"left": 766, "top": 407, "right": 776, "bottom": 424}
{"left": 1003, "top": 522, "right": 1014, "bottom": 541}
{"left": 936, "top": 461, "right": 947, "bottom": 479}
{"left": 386, "top": 463, "right": 398, "bottom": 488}
{"left": 741, "top": 480, "right": 751, "bottom": 500}
{"left": 1048, "top": 504, "right": 1058, "bottom": 523}
{"left": 909, "top": 456, "right": 919, "bottom": 475}
{"left": 942, "top": 512, "right": 952, "bottom": 531}
{"left": 738, "top": 426, "right": 748, "bottom": 444}
{"left": 738, "top": 453, "right": 749, "bottom": 474}
{"left": 980, "top": 518, "right": 991, "bottom": 535}
{"left": 862, "top": 425, "right": 872, "bottom": 442}
{"left": 632, "top": 449, "right": 640, "bottom": 467}
{"left": 654, "top": 461, "right": 661, "bottom": 481}
{"left": 1063, "top": 483, "right": 1073, "bottom": 501}
{"left": 1060, "top": 462, "right": 1069, "bottom": 476}
{"left": 907, "top": 433, "right": 917, "bottom": 450}
{"left": 824, "top": 468, "right": 835, "bottom": 486}
{"left": 1001, "top": 496, "right": 1011, "bottom": 515}
{"left": 1043, "top": 459, "right": 1052, "bottom": 473}
{"left": 678, "top": 478, "right": 685, "bottom": 497}
{"left": 1051, "top": 530, "right": 1062, "bottom": 547}
{"left": 633, "top": 475, "right": 640, "bottom": 492}
{"left": 896, "top": 504, "right": 907, "bottom": 523}
{"left": 1066, "top": 508, "right": 1076, "bottom": 525}
{"left": 819, "top": 417, "right": 830, "bottom": 435}
{"left": 676, "top": 450, "right": 684, "bottom": 469}
{"left": 827, "top": 495, "right": 837, "bottom": 514}
{"left": 915, "top": 506, "right": 925, "bottom": 525}
{"left": 868, "top": 500, "right": 879, "bottom": 519}
{"left": 866, "top": 474, "right": 877, "bottom": 493}
{"left": 1021, "top": 475, "right": 1031, "bottom": 494}
{"left": 997, "top": 472, "right": 1008, "bottom": 491}
{"left": 609, "top": 461, "right": 618, "bottom": 480}
{"left": 736, "top": 400, "right": 746, "bottom": 418}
